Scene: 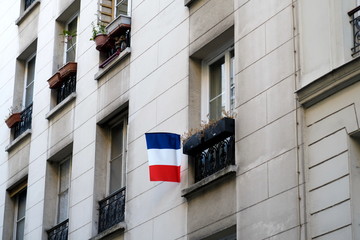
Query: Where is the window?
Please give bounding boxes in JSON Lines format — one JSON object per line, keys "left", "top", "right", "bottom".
{"left": 109, "top": 117, "right": 127, "bottom": 194}
{"left": 202, "top": 48, "right": 235, "bottom": 121}
{"left": 24, "top": 55, "right": 36, "bottom": 108}
{"left": 64, "top": 16, "right": 78, "bottom": 64}
{"left": 24, "top": 0, "right": 36, "bottom": 11}
{"left": 57, "top": 157, "right": 71, "bottom": 223}
{"left": 14, "top": 189, "right": 27, "bottom": 240}
{"left": 99, "top": 0, "right": 130, "bottom": 25}
{"left": 97, "top": 112, "right": 127, "bottom": 234}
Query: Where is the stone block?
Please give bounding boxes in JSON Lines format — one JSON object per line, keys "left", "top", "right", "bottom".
{"left": 307, "top": 105, "right": 358, "bottom": 144}
{"left": 128, "top": 100, "right": 157, "bottom": 142}
{"left": 309, "top": 176, "right": 350, "bottom": 214}
{"left": 127, "top": 137, "right": 148, "bottom": 172}
{"left": 156, "top": 77, "right": 188, "bottom": 124}
{"left": 237, "top": 188, "right": 298, "bottom": 240}
{"left": 268, "top": 149, "right": 297, "bottom": 197}
{"left": 69, "top": 222, "right": 92, "bottom": 240}
{"left": 310, "top": 201, "right": 351, "bottom": 238}
{"left": 25, "top": 226, "right": 43, "bottom": 240}
{"left": 314, "top": 225, "right": 352, "bottom": 240}
{"left": 70, "top": 169, "right": 94, "bottom": 205}
{"left": 308, "top": 152, "right": 349, "bottom": 190}
{"left": 153, "top": 204, "right": 187, "bottom": 240}
{"left": 237, "top": 40, "right": 295, "bottom": 105}
{"left": 72, "top": 142, "right": 96, "bottom": 180}
{"left": 125, "top": 220, "right": 153, "bottom": 240}
{"left": 236, "top": 24, "right": 266, "bottom": 72}
{"left": 126, "top": 182, "right": 185, "bottom": 230}
{"left": 235, "top": 0, "right": 292, "bottom": 41}
{"left": 265, "top": 5, "right": 293, "bottom": 53}
{"left": 26, "top": 201, "right": 44, "bottom": 233}
{"left": 74, "top": 92, "right": 97, "bottom": 129}
{"left": 237, "top": 163, "right": 268, "bottom": 210}
{"left": 158, "top": 19, "right": 189, "bottom": 66}
{"left": 237, "top": 92, "right": 266, "bottom": 138}
{"left": 189, "top": 0, "right": 233, "bottom": 43}
{"left": 269, "top": 226, "right": 305, "bottom": 240}
{"left": 126, "top": 162, "right": 156, "bottom": 201}
{"left": 73, "top": 116, "right": 96, "bottom": 155}
{"left": 132, "top": 0, "right": 159, "bottom": 34}
{"left": 308, "top": 129, "right": 348, "bottom": 168}
{"left": 237, "top": 112, "right": 296, "bottom": 174}
{"left": 266, "top": 75, "right": 296, "bottom": 123}
{"left": 69, "top": 196, "right": 93, "bottom": 232}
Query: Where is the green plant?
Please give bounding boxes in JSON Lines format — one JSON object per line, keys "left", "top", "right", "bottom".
{"left": 5, "top": 104, "right": 22, "bottom": 120}
{"left": 90, "top": 22, "right": 107, "bottom": 41}
{"left": 60, "top": 29, "right": 77, "bottom": 58}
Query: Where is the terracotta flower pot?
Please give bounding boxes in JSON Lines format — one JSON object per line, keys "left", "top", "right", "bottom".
{"left": 58, "top": 62, "right": 77, "bottom": 79}
{"left": 95, "top": 34, "right": 110, "bottom": 51}
{"left": 5, "top": 113, "right": 21, "bottom": 128}
{"left": 47, "top": 72, "right": 62, "bottom": 89}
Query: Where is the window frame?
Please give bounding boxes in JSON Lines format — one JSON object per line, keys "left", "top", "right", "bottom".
{"left": 13, "top": 188, "right": 27, "bottom": 240}
{"left": 63, "top": 14, "right": 79, "bottom": 64}
{"left": 23, "top": 54, "right": 36, "bottom": 109}
{"left": 56, "top": 156, "right": 72, "bottom": 224}
{"left": 201, "top": 47, "right": 235, "bottom": 121}
{"left": 114, "top": 0, "right": 131, "bottom": 18}
{"left": 107, "top": 114, "right": 128, "bottom": 195}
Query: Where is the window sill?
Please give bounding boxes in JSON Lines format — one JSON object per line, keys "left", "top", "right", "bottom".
{"left": 5, "top": 129, "right": 32, "bottom": 152}
{"left": 181, "top": 165, "right": 237, "bottom": 198}
{"left": 297, "top": 56, "right": 360, "bottom": 108}
{"left": 94, "top": 47, "right": 131, "bottom": 80}
{"left": 90, "top": 222, "right": 126, "bottom": 240}
{"left": 15, "top": 0, "right": 41, "bottom": 26}
{"left": 184, "top": 0, "right": 197, "bottom": 7}
{"left": 46, "top": 92, "right": 76, "bottom": 120}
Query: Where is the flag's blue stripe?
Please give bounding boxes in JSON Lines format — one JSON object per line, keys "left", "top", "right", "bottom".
{"left": 145, "top": 132, "right": 181, "bottom": 149}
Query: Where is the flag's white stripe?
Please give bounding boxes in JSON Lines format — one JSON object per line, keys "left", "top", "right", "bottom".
{"left": 147, "top": 149, "right": 181, "bottom": 166}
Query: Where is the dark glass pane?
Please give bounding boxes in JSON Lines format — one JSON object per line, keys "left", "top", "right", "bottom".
{"left": 111, "top": 122, "right": 124, "bottom": 158}
{"left": 110, "top": 156, "right": 123, "bottom": 194}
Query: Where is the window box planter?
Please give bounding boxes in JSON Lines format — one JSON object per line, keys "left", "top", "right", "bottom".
{"left": 47, "top": 62, "right": 77, "bottom": 89}
{"left": 47, "top": 72, "right": 62, "bottom": 89}
{"left": 5, "top": 113, "right": 21, "bottom": 128}
{"left": 95, "top": 34, "right": 113, "bottom": 51}
{"left": 183, "top": 117, "right": 235, "bottom": 155}
{"left": 58, "top": 62, "right": 77, "bottom": 78}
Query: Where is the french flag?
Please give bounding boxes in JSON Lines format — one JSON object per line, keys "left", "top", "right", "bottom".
{"left": 145, "top": 132, "right": 181, "bottom": 182}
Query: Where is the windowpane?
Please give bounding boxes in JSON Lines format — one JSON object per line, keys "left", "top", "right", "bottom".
{"left": 209, "top": 57, "right": 225, "bottom": 120}
{"left": 16, "top": 219, "right": 25, "bottom": 240}
{"left": 230, "top": 50, "right": 235, "bottom": 112}
{"left": 25, "top": 56, "right": 36, "bottom": 107}
{"left": 116, "top": 0, "right": 128, "bottom": 17}
{"left": 17, "top": 190, "right": 27, "bottom": 219}
{"left": 110, "top": 156, "right": 123, "bottom": 193}
{"left": 58, "top": 191, "right": 69, "bottom": 223}
{"left": 59, "top": 160, "right": 70, "bottom": 192}
{"left": 111, "top": 122, "right": 124, "bottom": 158}
{"left": 65, "top": 17, "right": 77, "bottom": 63}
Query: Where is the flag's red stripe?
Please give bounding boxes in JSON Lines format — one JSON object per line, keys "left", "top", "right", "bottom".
{"left": 149, "top": 165, "right": 181, "bottom": 182}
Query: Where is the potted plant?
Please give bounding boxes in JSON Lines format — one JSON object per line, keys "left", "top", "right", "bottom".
{"left": 47, "top": 72, "right": 62, "bottom": 89}
{"left": 5, "top": 105, "right": 22, "bottom": 128}
{"left": 90, "top": 22, "right": 109, "bottom": 51}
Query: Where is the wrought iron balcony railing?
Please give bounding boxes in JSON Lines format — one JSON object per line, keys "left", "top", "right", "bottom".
{"left": 194, "top": 135, "right": 235, "bottom": 182}
{"left": 47, "top": 219, "right": 69, "bottom": 240}
{"left": 98, "top": 187, "right": 125, "bottom": 233}
{"left": 349, "top": 6, "right": 360, "bottom": 56}
{"left": 56, "top": 75, "right": 76, "bottom": 104}
{"left": 24, "top": 0, "right": 36, "bottom": 10}
{"left": 13, "top": 104, "right": 32, "bottom": 139}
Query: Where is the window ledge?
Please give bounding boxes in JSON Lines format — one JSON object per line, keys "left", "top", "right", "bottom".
{"left": 5, "top": 129, "right": 32, "bottom": 152}
{"left": 15, "top": 0, "right": 41, "bottom": 26}
{"left": 181, "top": 165, "right": 237, "bottom": 198}
{"left": 297, "top": 57, "right": 360, "bottom": 108}
{"left": 46, "top": 92, "right": 76, "bottom": 120}
{"left": 95, "top": 47, "right": 131, "bottom": 80}
{"left": 184, "top": 0, "right": 197, "bottom": 7}
{"left": 90, "top": 222, "right": 126, "bottom": 240}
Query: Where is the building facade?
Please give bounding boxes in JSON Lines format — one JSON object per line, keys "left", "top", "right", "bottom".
{"left": 0, "top": 0, "right": 359, "bottom": 239}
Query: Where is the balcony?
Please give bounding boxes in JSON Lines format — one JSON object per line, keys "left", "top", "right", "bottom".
{"left": 348, "top": 6, "right": 360, "bottom": 56}
{"left": 98, "top": 187, "right": 125, "bottom": 234}
{"left": 56, "top": 75, "right": 76, "bottom": 104}
{"left": 96, "top": 16, "right": 131, "bottom": 69}
{"left": 183, "top": 117, "right": 235, "bottom": 182}
{"left": 47, "top": 219, "right": 68, "bottom": 240}
{"left": 13, "top": 104, "right": 33, "bottom": 139}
